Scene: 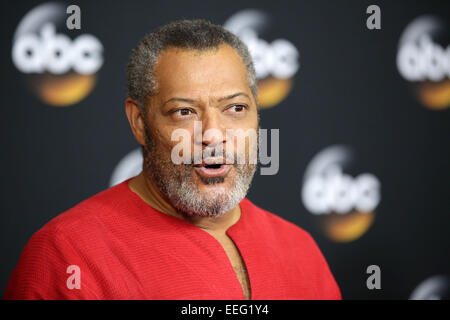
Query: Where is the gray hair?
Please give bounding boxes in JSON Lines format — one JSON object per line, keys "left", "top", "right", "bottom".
{"left": 127, "top": 19, "right": 258, "bottom": 112}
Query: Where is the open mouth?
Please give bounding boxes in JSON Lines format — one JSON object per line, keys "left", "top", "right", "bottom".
{"left": 194, "top": 162, "right": 231, "bottom": 178}
{"left": 204, "top": 164, "right": 223, "bottom": 169}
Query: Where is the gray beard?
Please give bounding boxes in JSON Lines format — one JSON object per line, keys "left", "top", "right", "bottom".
{"left": 142, "top": 125, "right": 257, "bottom": 218}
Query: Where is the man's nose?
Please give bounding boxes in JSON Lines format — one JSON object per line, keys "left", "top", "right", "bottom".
{"left": 200, "top": 109, "right": 226, "bottom": 147}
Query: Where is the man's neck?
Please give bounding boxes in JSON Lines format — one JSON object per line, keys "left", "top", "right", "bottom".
{"left": 128, "top": 172, "right": 241, "bottom": 235}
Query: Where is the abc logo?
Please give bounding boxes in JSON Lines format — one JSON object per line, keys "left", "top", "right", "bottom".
{"left": 410, "top": 275, "right": 450, "bottom": 300}
{"left": 239, "top": 29, "right": 299, "bottom": 80}
{"left": 109, "top": 149, "right": 143, "bottom": 187}
{"left": 224, "top": 9, "right": 299, "bottom": 109}
{"left": 397, "top": 15, "right": 450, "bottom": 110}
{"left": 13, "top": 23, "right": 103, "bottom": 75}
{"left": 302, "top": 165, "right": 380, "bottom": 215}
{"left": 301, "top": 145, "right": 381, "bottom": 243}
{"left": 397, "top": 34, "right": 450, "bottom": 82}
{"left": 12, "top": 2, "right": 104, "bottom": 107}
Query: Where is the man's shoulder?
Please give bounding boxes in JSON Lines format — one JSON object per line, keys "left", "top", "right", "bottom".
{"left": 2, "top": 182, "right": 130, "bottom": 300}
{"left": 241, "top": 198, "right": 314, "bottom": 243}
{"left": 37, "top": 180, "right": 131, "bottom": 238}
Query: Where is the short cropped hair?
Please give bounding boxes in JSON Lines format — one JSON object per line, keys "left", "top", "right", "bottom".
{"left": 127, "top": 19, "right": 257, "bottom": 112}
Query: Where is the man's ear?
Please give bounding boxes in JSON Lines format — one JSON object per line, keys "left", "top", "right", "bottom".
{"left": 125, "top": 98, "right": 146, "bottom": 146}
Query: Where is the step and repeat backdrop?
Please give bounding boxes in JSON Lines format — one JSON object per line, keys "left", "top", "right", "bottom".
{"left": 1, "top": 0, "right": 449, "bottom": 299}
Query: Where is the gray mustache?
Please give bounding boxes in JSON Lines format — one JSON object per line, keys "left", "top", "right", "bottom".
{"left": 191, "top": 148, "right": 237, "bottom": 165}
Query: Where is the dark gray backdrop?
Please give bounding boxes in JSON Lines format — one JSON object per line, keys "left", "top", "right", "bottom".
{"left": 1, "top": 0, "right": 449, "bottom": 299}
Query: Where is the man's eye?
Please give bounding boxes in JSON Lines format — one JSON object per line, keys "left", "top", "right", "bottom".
{"left": 174, "top": 108, "right": 192, "bottom": 116}
{"left": 228, "top": 105, "right": 246, "bottom": 113}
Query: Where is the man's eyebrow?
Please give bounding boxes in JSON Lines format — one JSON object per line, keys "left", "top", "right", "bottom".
{"left": 162, "top": 97, "right": 196, "bottom": 106}
{"left": 218, "top": 92, "right": 250, "bottom": 102}
{"left": 162, "top": 92, "right": 250, "bottom": 107}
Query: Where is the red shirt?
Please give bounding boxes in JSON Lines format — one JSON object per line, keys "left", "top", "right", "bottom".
{"left": 4, "top": 178, "right": 341, "bottom": 300}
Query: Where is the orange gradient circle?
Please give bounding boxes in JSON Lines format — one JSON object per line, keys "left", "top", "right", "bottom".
{"left": 320, "top": 211, "right": 375, "bottom": 243}
{"left": 416, "top": 79, "right": 450, "bottom": 110}
{"left": 28, "top": 72, "right": 97, "bottom": 107}
{"left": 257, "top": 77, "right": 293, "bottom": 109}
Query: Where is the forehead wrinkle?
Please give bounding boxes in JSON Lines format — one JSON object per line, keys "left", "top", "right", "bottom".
{"left": 152, "top": 45, "right": 252, "bottom": 110}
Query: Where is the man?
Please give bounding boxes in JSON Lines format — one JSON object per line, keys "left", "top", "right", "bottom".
{"left": 4, "top": 19, "right": 341, "bottom": 300}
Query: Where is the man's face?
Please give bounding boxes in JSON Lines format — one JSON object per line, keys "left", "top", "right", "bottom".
{"left": 142, "top": 44, "right": 259, "bottom": 217}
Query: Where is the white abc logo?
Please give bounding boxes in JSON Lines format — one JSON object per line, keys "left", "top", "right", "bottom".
{"left": 397, "top": 35, "right": 450, "bottom": 82}
{"left": 109, "top": 148, "right": 143, "bottom": 187}
{"left": 12, "top": 23, "right": 103, "bottom": 75}
{"left": 241, "top": 29, "right": 299, "bottom": 79}
{"left": 224, "top": 9, "right": 299, "bottom": 80}
{"left": 302, "top": 165, "right": 381, "bottom": 215}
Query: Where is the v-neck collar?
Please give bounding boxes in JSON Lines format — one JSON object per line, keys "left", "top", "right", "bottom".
{"left": 121, "top": 177, "right": 252, "bottom": 299}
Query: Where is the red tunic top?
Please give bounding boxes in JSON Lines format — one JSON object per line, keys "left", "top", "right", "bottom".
{"left": 4, "top": 178, "right": 341, "bottom": 300}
